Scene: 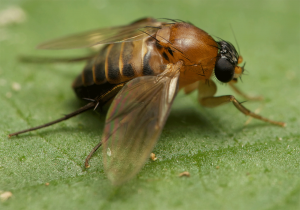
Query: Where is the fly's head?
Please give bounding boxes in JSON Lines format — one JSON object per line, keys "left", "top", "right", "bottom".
{"left": 214, "top": 40, "right": 245, "bottom": 83}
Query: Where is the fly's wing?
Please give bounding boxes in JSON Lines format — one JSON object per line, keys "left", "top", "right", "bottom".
{"left": 38, "top": 18, "right": 163, "bottom": 49}
{"left": 102, "top": 62, "right": 182, "bottom": 185}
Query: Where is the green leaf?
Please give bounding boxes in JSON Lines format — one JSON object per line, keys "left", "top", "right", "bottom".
{"left": 0, "top": 0, "right": 299, "bottom": 209}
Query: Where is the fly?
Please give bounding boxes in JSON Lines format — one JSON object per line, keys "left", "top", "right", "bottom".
{"left": 9, "top": 18, "right": 285, "bottom": 185}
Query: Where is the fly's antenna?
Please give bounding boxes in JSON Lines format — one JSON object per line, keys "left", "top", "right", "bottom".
{"left": 8, "top": 101, "right": 97, "bottom": 137}
{"left": 230, "top": 24, "right": 241, "bottom": 55}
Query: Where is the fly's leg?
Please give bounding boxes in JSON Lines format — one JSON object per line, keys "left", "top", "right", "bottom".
{"left": 85, "top": 142, "right": 102, "bottom": 168}
{"left": 9, "top": 99, "right": 103, "bottom": 168}
{"left": 184, "top": 81, "right": 199, "bottom": 94}
{"left": 198, "top": 79, "right": 285, "bottom": 127}
{"left": 9, "top": 83, "right": 125, "bottom": 168}
{"left": 229, "top": 80, "right": 263, "bottom": 101}
{"left": 8, "top": 101, "right": 97, "bottom": 137}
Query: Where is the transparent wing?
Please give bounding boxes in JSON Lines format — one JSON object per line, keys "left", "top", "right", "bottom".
{"left": 102, "top": 62, "right": 182, "bottom": 185}
{"left": 38, "top": 18, "right": 163, "bottom": 49}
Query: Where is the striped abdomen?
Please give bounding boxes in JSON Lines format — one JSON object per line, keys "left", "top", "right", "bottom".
{"left": 72, "top": 36, "right": 169, "bottom": 100}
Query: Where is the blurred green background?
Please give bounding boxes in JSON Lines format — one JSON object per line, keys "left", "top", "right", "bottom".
{"left": 0, "top": 0, "right": 299, "bottom": 209}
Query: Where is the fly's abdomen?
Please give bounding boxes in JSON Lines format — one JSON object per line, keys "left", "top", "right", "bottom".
{"left": 72, "top": 37, "right": 168, "bottom": 100}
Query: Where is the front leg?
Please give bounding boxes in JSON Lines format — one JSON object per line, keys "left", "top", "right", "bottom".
{"left": 197, "top": 80, "right": 285, "bottom": 127}
{"left": 229, "top": 80, "right": 263, "bottom": 101}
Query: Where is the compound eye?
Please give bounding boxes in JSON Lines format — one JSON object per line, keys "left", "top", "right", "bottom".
{"left": 214, "top": 58, "right": 235, "bottom": 83}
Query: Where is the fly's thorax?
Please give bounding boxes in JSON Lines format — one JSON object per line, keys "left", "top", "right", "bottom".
{"left": 156, "top": 22, "right": 218, "bottom": 87}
